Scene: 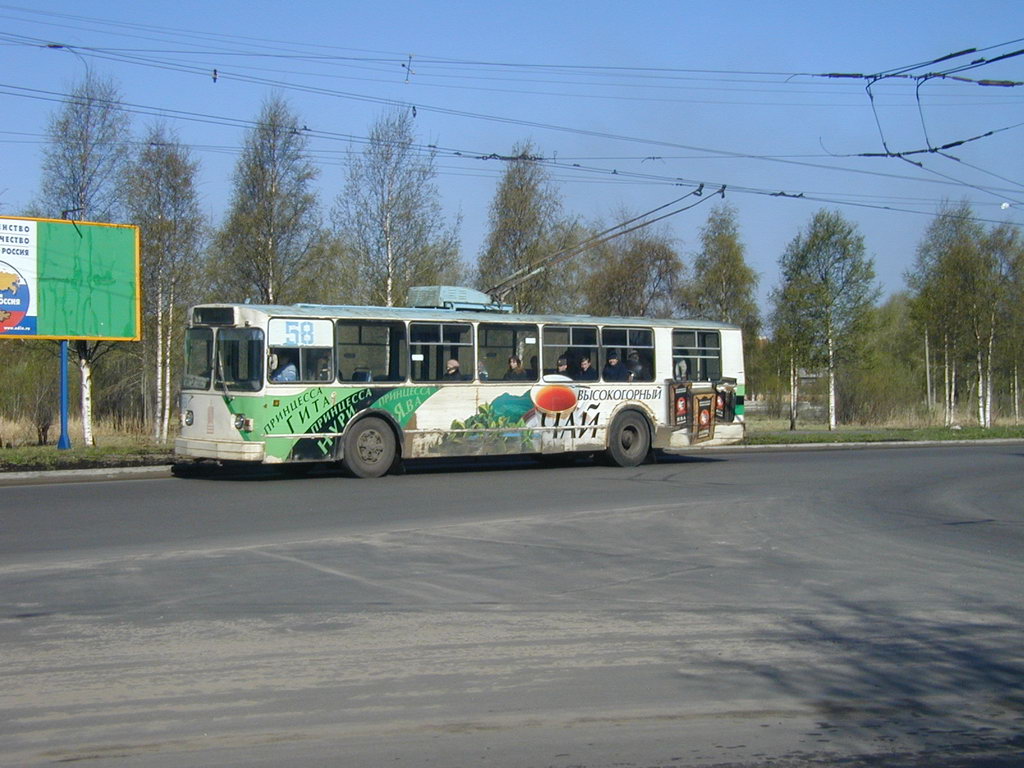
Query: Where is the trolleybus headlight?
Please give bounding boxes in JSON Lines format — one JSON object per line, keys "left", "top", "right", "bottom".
{"left": 183, "top": 409, "right": 194, "bottom": 427}
{"left": 233, "top": 414, "right": 253, "bottom": 432}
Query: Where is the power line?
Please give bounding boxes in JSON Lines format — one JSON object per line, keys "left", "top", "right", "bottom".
{"left": 3, "top": 79, "right": 1019, "bottom": 212}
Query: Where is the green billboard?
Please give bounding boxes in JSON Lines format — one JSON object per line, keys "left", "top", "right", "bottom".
{"left": 0, "top": 216, "right": 140, "bottom": 341}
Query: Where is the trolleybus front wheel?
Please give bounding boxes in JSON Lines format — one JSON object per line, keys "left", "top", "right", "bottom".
{"left": 343, "top": 417, "right": 396, "bottom": 478}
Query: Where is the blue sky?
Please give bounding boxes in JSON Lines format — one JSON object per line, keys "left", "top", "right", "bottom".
{"left": 1, "top": 1, "right": 1022, "bottom": 311}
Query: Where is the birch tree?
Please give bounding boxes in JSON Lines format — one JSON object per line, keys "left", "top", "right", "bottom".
{"left": 997, "top": 226, "right": 1024, "bottom": 424}
{"left": 985, "top": 222, "right": 1023, "bottom": 426}
{"left": 908, "top": 202, "right": 984, "bottom": 426}
{"left": 335, "top": 109, "right": 461, "bottom": 307}
{"left": 212, "top": 94, "right": 324, "bottom": 304}
{"left": 769, "top": 265, "right": 818, "bottom": 431}
{"left": 774, "top": 210, "right": 878, "bottom": 430}
{"left": 685, "top": 203, "right": 761, "bottom": 359}
{"left": 36, "top": 69, "right": 131, "bottom": 445}
{"left": 476, "top": 143, "right": 564, "bottom": 312}
{"left": 126, "top": 124, "right": 206, "bottom": 442}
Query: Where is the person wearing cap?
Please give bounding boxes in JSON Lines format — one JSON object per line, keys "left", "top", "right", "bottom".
{"left": 602, "top": 349, "right": 630, "bottom": 381}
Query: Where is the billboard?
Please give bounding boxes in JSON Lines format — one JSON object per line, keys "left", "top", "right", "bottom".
{"left": 0, "top": 216, "right": 140, "bottom": 341}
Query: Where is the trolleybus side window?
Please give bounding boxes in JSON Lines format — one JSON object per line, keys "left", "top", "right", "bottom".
{"left": 336, "top": 320, "right": 407, "bottom": 383}
{"left": 479, "top": 322, "right": 539, "bottom": 382}
{"left": 267, "top": 318, "right": 334, "bottom": 384}
{"left": 601, "top": 326, "right": 655, "bottom": 382}
{"left": 672, "top": 329, "right": 721, "bottom": 381}
{"left": 542, "top": 325, "right": 597, "bottom": 378}
{"left": 410, "top": 322, "right": 474, "bottom": 382}
{"left": 184, "top": 327, "right": 213, "bottom": 390}
{"left": 215, "top": 328, "right": 264, "bottom": 392}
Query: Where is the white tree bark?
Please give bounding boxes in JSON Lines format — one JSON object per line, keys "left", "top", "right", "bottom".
{"left": 78, "top": 356, "right": 94, "bottom": 446}
{"left": 154, "top": 280, "right": 165, "bottom": 442}
{"left": 789, "top": 356, "right": 799, "bottom": 431}
{"left": 827, "top": 330, "right": 837, "bottom": 431}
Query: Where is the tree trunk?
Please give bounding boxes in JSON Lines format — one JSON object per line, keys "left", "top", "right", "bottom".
{"left": 985, "top": 313, "right": 995, "bottom": 428}
{"left": 1014, "top": 362, "right": 1020, "bottom": 426}
{"left": 77, "top": 353, "right": 95, "bottom": 447}
{"left": 827, "top": 331, "right": 837, "bottom": 431}
{"left": 159, "top": 287, "right": 175, "bottom": 443}
{"left": 976, "top": 343, "right": 986, "bottom": 428}
{"left": 950, "top": 357, "right": 958, "bottom": 426}
{"left": 974, "top": 314, "right": 995, "bottom": 429}
{"left": 154, "top": 281, "right": 165, "bottom": 441}
{"left": 924, "top": 328, "right": 933, "bottom": 411}
{"left": 788, "top": 356, "right": 799, "bottom": 431}
{"left": 942, "top": 336, "right": 953, "bottom": 427}
{"left": 384, "top": 209, "right": 395, "bottom": 307}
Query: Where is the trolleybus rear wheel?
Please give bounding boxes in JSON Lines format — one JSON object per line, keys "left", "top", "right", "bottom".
{"left": 605, "top": 411, "right": 650, "bottom": 467}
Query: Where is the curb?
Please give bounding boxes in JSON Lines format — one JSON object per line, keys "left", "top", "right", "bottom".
{"left": 0, "top": 464, "right": 173, "bottom": 486}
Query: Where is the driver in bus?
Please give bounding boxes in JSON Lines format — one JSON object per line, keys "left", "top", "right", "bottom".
{"left": 270, "top": 350, "right": 299, "bottom": 382}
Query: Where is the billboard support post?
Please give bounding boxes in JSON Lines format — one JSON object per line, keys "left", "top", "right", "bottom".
{"left": 58, "top": 340, "right": 71, "bottom": 450}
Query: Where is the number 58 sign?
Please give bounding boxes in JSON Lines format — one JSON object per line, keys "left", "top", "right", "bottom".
{"left": 268, "top": 318, "right": 332, "bottom": 347}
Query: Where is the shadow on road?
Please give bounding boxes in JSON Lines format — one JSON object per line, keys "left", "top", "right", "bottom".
{"left": 172, "top": 450, "right": 724, "bottom": 481}
{"left": 697, "top": 591, "right": 1024, "bottom": 764}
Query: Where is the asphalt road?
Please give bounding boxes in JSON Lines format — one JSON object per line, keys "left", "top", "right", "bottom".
{"left": 1, "top": 444, "right": 1023, "bottom": 767}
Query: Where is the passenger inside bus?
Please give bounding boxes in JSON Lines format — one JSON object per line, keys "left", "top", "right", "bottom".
{"left": 674, "top": 358, "right": 688, "bottom": 381}
{"left": 576, "top": 354, "right": 598, "bottom": 381}
{"left": 443, "top": 358, "right": 465, "bottom": 380}
{"left": 314, "top": 354, "right": 332, "bottom": 381}
{"left": 504, "top": 355, "right": 529, "bottom": 380}
{"left": 602, "top": 350, "right": 630, "bottom": 381}
{"left": 625, "top": 349, "right": 647, "bottom": 380}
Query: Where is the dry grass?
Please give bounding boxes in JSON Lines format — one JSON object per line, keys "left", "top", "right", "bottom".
{"left": 0, "top": 415, "right": 169, "bottom": 450}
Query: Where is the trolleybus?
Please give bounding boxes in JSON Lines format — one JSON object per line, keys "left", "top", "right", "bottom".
{"left": 175, "top": 286, "right": 745, "bottom": 477}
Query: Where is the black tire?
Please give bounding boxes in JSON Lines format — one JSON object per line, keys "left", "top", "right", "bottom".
{"left": 343, "top": 417, "right": 396, "bottom": 478}
{"left": 604, "top": 411, "right": 651, "bottom": 468}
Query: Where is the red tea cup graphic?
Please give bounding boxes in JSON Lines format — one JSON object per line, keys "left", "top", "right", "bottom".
{"left": 530, "top": 384, "right": 578, "bottom": 416}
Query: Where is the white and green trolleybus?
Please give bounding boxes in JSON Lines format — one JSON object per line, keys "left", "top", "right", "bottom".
{"left": 175, "top": 287, "right": 746, "bottom": 477}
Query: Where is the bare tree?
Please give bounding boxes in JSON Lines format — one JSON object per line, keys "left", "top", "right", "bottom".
{"left": 126, "top": 123, "right": 206, "bottom": 442}
{"left": 578, "top": 220, "right": 685, "bottom": 318}
{"left": 36, "top": 69, "right": 132, "bottom": 445}
{"left": 335, "top": 109, "right": 461, "bottom": 307}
